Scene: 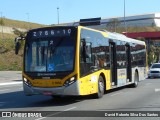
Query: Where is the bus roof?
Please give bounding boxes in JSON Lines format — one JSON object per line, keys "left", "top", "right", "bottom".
{"left": 79, "top": 26, "right": 145, "bottom": 45}
{"left": 105, "top": 31, "right": 146, "bottom": 45}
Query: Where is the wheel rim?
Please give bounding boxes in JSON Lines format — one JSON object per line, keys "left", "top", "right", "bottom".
{"left": 99, "top": 80, "right": 104, "bottom": 93}
{"left": 135, "top": 79, "right": 138, "bottom": 85}
{"left": 134, "top": 72, "right": 138, "bottom": 85}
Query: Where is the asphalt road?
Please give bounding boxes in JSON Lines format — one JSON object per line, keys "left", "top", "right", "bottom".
{"left": 0, "top": 72, "right": 160, "bottom": 120}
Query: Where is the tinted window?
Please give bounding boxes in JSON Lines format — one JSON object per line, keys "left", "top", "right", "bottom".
{"left": 151, "top": 64, "right": 160, "bottom": 68}
{"left": 25, "top": 27, "right": 77, "bottom": 73}
{"left": 25, "top": 37, "right": 75, "bottom": 72}
{"left": 80, "top": 28, "right": 109, "bottom": 77}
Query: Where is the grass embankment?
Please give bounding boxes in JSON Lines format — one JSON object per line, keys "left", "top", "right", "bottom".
{"left": 0, "top": 38, "right": 23, "bottom": 70}
{"left": 0, "top": 18, "right": 47, "bottom": 71}
{"left": 3, "top": 18, "right": 46, "bottom": 29}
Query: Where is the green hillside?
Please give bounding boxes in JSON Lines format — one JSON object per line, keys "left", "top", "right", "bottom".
{"left": 0, "top": 18, "right": 48, "bottom": 70}
{"left": 2, "top": 18, "right": 46, "bottom": 29}
{"left": 0, "top": 38, "right": 22, "bottom": 70}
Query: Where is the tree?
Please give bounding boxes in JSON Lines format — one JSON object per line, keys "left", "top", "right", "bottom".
{"left": 154, "top": 46, "right": 160, "bottom": 62}
{"left": 147, "top": 45, "right": 160, "bottom": 65}
{"left": 0, "top": 17, "right": 4, "bottom": 26}
{"left": 106, "top": 18, "right": 121, "bottom": 32}
{"left": 136, "top": 37, "right": 145, "bottom": 41}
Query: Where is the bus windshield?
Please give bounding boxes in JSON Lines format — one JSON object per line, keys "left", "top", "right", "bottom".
{"left": 25, "top": 37, "right": 75, "bottom": 72}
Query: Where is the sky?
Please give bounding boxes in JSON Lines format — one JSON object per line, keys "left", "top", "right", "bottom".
{"left": 0, "top": 0, "right": 160, "bottom": 25}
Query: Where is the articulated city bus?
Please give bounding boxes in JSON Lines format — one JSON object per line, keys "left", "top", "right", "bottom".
{"left": 15, "top": 25, "right": 147, "bottom": 98}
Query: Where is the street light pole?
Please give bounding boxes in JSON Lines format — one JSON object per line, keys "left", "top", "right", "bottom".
{"left": 57, "top": 7, "right": 59, "bottom": 24}
{"left": 124, "top": 0, "right": 127, "bottom": 33}
{"left": 0, "top": 12, "right": 4, "bottom": 40}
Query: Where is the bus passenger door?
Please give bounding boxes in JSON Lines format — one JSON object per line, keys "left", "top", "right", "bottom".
{"left": 109, "top": 42, "right": 117, "bottom": 86}
{"left": 125, "top": 44, "right": 132, "bottom": 82}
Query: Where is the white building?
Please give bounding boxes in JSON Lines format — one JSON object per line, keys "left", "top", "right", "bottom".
{"left": 66, "top": 12, "right": 160, "bottom": 29}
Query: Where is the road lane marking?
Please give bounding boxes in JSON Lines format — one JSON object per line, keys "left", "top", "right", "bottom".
{"left": 111, "top": 92, "right": 123, "bottom": 96}
{"left": 63, "top": 107, "right": 77, "bottom": 111}
{"left": 146, "top": 83, "right": 152, "bottom": 86}
{"left": 155, "top": 88, "right": 160, "bottom": 92}
{"left": 18, "top": 87, "right": 23, "bottom": 90}
{"left": 35, "top": 107, "right": 77, "bottom": 120}
{"left": 0, "top": 82, "right": 22, "bottom": 86}
{"left": 0, "top": 89, "right": 10, "bottom": 92}
{"left": 0, "top": 84, "right": 22, "bottom": 89}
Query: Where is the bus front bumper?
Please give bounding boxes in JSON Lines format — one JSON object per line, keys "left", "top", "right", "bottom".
{"left": 23, "top": 80, "right": 80, "bottom": 96}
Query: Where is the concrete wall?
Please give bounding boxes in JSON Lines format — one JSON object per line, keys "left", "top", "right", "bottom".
{"left": 0, "top": 26, "right": 26, "bottom": 34}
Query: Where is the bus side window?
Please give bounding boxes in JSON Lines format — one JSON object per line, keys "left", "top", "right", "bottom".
{"left": 86, "top": 43, "right": 92, "bottom": 63}
{"left": 81, "top": 39, "right": 92, "bottom": 63}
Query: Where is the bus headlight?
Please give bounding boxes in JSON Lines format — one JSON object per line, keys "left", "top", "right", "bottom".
{"left": 64, "top": 75, "right": 77, "bottom": 87}
{"left": 23, "top": 77, "right": 32, "bottom": 87}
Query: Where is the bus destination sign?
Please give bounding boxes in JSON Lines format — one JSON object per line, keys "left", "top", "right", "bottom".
{"left": 31, "top": 28, "right": 72, "bottom": 38}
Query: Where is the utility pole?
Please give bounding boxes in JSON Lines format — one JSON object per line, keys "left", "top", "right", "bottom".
{"left": 124, "top": 0, "right": 127, "bottom": 33}
{"left": 57, "top": 7, "right": 59, "bottom": 24}
{"left": 0, "top": 12, "right": 4, "bottom": 40}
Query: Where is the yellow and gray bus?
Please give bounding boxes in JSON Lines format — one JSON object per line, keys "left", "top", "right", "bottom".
{"left": 15, "top": 25, "right": 147, "bottom": 98}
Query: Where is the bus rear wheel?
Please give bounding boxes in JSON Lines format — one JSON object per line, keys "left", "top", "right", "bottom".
{"left": 132, "top": 71, "right": 139, "bottom": 88}
{"left": 95, "top": 76, "right": 104, "bottom": 98}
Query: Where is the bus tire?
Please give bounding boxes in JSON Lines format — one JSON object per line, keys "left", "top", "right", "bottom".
{"left": 51, "top": 95, "right": 62, "bottom": 99}
{"left": 95, "top": 76, "right": 104, "bottom": 98}
{"left": 132, "top": 71, "right": 139, "bottom": 88}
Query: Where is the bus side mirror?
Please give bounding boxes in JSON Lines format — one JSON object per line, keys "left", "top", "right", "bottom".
{"left": 15, "top": 41, "right": 20, "bottom": 55}
{"left": 15, "top": 37, "right": 25, "bottom": 55}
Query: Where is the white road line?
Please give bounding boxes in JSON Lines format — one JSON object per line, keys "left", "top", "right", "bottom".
{"left": 0, "top": 84, "right": 22, "bottom": 89}
{"left": 0, "top": 89, "right": 10, "bottom": 92}
{"left": 35, "top": 107, "right": 77, "bottom": 120}
{"left": 18, "top": 87, "right": 23, "bottom": 90}
{"left": 155, "top": 88, "right": 160, "bottom": 92}
{"left": 146, "top": 83, "right": 152, "bottom": 86}
{"left": 111, "top": 92, "right": 123, "bottom": 96}
{"left": 0, "top": 82, "right": 22, "bottom": 86}
{"left": 63, "top": 107, "right": 77, "bottom": 111}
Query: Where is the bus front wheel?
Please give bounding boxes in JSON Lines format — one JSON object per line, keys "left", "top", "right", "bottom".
{"left": 95, "top": 76, "right": 104, "bottom": 98}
